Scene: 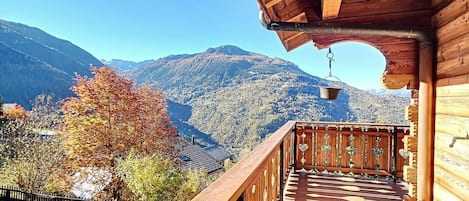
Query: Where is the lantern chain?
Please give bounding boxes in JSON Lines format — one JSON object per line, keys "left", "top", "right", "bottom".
{"left": 327, "top": 47, "right": 334, "bottom": 77}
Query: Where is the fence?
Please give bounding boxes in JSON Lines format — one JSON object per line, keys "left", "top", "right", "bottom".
{"left": 0, "top": 186, "right": 85, "bottom": 201}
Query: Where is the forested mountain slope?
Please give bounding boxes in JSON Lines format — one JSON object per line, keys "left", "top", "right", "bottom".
{"left": 131, "top": 45, "right": 409, "bottom": 155}
{"left": 0, "top": 19, "right": 102, "bottom": 108}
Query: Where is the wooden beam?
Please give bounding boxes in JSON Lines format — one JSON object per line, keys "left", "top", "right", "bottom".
{"left": 265, "top": 0, "right": 282, "bottom": 8}
{"left": 321, "top": 0, "right": 342, "bottom": 20}
{"left": 286, "top": 12, "right": 307, "bottom": 22}
{"left": 338, "top": 0, "right": 430, "bottom": 18}
{"left": 281, "top": 32, "right": 312, "bottom": 51}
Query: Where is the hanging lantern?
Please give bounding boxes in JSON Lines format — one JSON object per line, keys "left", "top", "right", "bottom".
{"left": 318, "top": 47, "right": 342, "bottom": 100}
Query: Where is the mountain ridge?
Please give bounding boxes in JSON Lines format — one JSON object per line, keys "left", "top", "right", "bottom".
{"left": 0, "top": 19, "right": 102, "bottom": 108}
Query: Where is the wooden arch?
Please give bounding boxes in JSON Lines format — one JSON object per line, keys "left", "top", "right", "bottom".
{"left": 311, "top": 34, "right": 419, "bottom": 89}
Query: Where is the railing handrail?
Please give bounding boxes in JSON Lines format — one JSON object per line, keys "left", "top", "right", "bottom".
{"left": 192, "top": 121, "right": 296, "bottom": 201}
{"left": 295, "top": 121, "right": 410, "bottom": 128}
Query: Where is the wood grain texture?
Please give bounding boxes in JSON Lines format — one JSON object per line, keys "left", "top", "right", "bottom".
{"left": 436, "top": 52, "right": 469, "bottom": 79}
{"left": 284, "top": 171, "right": 407, "bottom": 201}
{"left": 436, "top": 11, "right": 469, "bottom": 45}
{"left": 434, "top": 165, "right": 469, "bottom": 200}
{"left": 433, "top": 183, "right": 464, "bottom": 201}
{"left": 436, "top": 83, "right": 469, "bottom": 97}
{"left": 432, "top": 0, "right": 468, "bottom": 28}
{"left": 437, "top": 32, "right": 469, "bottom": 62}
{"left": 321, "top": 0, "right": 343, "bottom": 20}
{"left": 435, "top": 114, "right": 469, "bottom": 136}
{"left": 436, "top": 74, "right": 469, "bottom": 86}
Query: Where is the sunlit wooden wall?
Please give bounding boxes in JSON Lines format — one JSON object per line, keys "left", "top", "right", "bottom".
{"left": 432, "top": 0, "right": 469, "bottom": 200}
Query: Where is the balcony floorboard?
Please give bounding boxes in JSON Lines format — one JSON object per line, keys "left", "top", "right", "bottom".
{"left": 284, "top": 170, "right": 408, "bottom": 201}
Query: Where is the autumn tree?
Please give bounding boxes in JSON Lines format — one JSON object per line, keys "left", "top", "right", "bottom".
{"left": 2, "top": 104, "right": 28, "bottom": 120}
{"left": 0, "top": 95, "right": 65, "bottom": 193}
{"left": 61, "top": 66, "right": 177, "bottom": 199}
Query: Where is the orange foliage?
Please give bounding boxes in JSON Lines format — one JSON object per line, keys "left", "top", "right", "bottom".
{"left": 3, "top": 104, "right": 28, "bottom": 119}
{"left": 61, "top": 67, "right": 177, "bottom": 169}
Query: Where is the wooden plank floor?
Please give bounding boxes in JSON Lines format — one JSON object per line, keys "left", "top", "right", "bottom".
{"left": 284, "top": 171, "right": 408, "bottom": 201}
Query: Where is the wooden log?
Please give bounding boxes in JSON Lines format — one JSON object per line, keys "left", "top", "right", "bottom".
{"left": 434, "top": 150, "right": 469, "bottom": 185}
{"left": 404, "top": 165, "right": 417, "bottom": 183}
{"left": 408, "top": 151, "right": 417, "bottom": 167}
{"left": 410, "top": 122, "right": 418, "bottom": 137}
{"left": 432, "top": 0, "right": 469, "bottom": 28}
{"left": 435, "top": 131, "right": 469, "bottom": 160}
{"left": 405, "top": 105, "right": 418, "bottom": 121}
{"left": 436, "top": 96, "right": 469, "bottom": 117}
{"left": 437, "top": 32, "right": 469, "bottom": 62}
{"left": 436, "top": 74, "right": 469, "bottom": 87}
{"left": 407, "top": 181, "right": 417, "bottom": 198}
{"left": 436, "top": 53, "right": 469, "bottom": 80}
{"left": 404, "top": 135, "right": 418, "bottom": 152}
{"left": 435, "top": 114, "right": 469, "bottom": 137}
{"left": 434, "top": 165, "right": 469, "bottom": 200}
{"left": 436, "top": 11, "right": 469, "bottom": 45}
{"left": 436, "top": 83, "right": 469, "bottom": 97}
{"left": 433, "top": 183, "right": 464, "bottom": 201}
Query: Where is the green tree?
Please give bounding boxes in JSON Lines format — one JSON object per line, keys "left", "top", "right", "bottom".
{"left": 61, "top": 66, "right": 177, "bottom": 199}
{"left": 117, "top": 150, "right": 206, "bottom": 201}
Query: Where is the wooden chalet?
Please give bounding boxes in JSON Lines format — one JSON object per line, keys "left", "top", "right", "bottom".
{"left": 194, "top": 0, "right": 468, "bottom": 200}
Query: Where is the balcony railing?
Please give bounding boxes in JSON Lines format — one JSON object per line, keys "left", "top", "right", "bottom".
{"left": 192, "top": 121, "right": 409, "bottom": 201}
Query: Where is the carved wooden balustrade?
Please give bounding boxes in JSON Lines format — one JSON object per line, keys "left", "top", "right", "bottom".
{"left": 192, "top": 121, "right": 409, "bottom": 201}
{"left": 295, "top": 121, "right": 409, "bottom": 179}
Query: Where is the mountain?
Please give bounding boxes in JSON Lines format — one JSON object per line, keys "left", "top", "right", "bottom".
{"left": 366, "top": 88, "right": 411, "bottom": 98}
{"left": 131, "top": 45, "right": 410, "bottom": 156}
{"left": 102, "top": 59, "right": 155, "bottom": 71}
{"left": 0, "top": 19, "right": 102, "bottom": 108}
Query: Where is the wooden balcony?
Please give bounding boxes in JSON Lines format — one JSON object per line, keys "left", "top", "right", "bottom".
{"left": 192, "top": 121, "right": 410, "bottom": 201}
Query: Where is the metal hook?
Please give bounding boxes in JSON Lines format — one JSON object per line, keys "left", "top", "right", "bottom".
{"left": 449, "top": 132, "right": 469, "bottom": 148}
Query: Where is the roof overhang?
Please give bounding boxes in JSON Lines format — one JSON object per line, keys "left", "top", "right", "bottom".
{"left": 257, "top": 0, "right": 433, "bottom": 89}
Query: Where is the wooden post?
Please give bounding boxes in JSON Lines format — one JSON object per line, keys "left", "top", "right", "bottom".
{"left": 393, "top": 126, "right": 398, "bottom": 182}
{"left": 417, "top": 41, "right": 434, "bottom": 201}
{"left": 279, "top": 141, "right": 284, "bottom": 201}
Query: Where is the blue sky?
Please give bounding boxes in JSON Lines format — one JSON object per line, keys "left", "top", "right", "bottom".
{"left": 0, "top": 0, "right": 386, "bottom": 89}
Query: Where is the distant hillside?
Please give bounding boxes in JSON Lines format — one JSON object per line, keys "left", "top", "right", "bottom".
{"left": 0, "top": 19, "right": 102, "bottom": 108}
{"left": 102, "top": 59, "right": 155, "bottom": 72}
{"left": 366, "top": 88, "right": 411, "bottom": 98}
{"left": 131, "top": 45, "right": 410, "bottom": 156}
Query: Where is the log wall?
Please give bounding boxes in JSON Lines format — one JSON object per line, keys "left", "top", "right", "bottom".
{"left": 433, "top": 0, "right": 469, "bottom": 200}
